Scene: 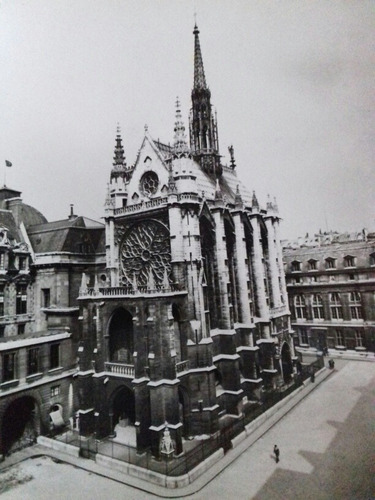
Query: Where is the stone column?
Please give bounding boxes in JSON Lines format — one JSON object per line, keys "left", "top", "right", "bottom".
{"left": 274, "top": 218, "right": 289, "bottom": 309}
{"left": 265, "top": 217, "right": 282, "bottom": 309}
{"left": 212, "top": 209, "right": 231, "bottom": 329}
{"left": 249, "top": 215, "right": 268, "bottom": 321}
{"left": 233, "top": 211, "right": 252, "bottom": 326}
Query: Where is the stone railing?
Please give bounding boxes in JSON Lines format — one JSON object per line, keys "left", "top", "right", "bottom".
{"left": 79, "top": 283, "right": 186, "bottom": 298}
{"left": 104, "top": 362, "right": 135, "bottom": 378}
{"left": 114, "top": 197, "right": 168, "bottom": 216}
{"left": 177, "top": 194, "right": 201, "bottom": 203}
{"left": 176, "top": 360, "right": 190, "bottom": 374}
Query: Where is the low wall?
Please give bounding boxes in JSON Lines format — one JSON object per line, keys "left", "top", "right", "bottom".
{"left": 37, "top": 436, "right": 79, "bottom": 458}
{"left": 95, "top": 447, "right": 224, "bottom": 488}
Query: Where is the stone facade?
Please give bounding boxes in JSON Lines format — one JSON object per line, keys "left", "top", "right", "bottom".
{"left": 283, "top": 231, "right": 375, "bottom": 353}
{"left": 77, "top": 24, "right": 294, "bottom": 457}
{"left": 0, "top": 191, "right": 105, "bottom": 456}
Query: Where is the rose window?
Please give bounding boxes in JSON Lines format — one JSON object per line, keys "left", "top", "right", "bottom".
{"left": 140, "top": 171, "right": 159, "bottom": 196}
{"left": 120, "top": 219, "right": 171, "bottom": 288}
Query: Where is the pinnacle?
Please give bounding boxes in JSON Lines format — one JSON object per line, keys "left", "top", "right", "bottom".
{"left": 193, "top": 23, "right": 207, "bottom": 90}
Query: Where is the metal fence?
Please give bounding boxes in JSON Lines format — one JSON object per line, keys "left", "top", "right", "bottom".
{"left": 50, "top": 360, "right": 324, "bottom": 477}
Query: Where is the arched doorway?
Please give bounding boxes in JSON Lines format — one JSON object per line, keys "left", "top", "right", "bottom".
{"left": 281, "top": 342, "right": 293, "bottom": 383}
{"left": 2, "top": 397, "right": 39, "bottom": 454}
{"left": 112, "top": 386, "right": 135, "bottom": 426}
{"left": 108, "top": 308, "right": 134, "bottom": 363}
{"left": 111, "top": 386, "right": 136, "bottom": 446}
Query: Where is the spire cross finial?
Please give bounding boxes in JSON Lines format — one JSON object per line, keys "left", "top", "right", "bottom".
{"left": 193, "top": 20, "right": 207, "bottom": 89}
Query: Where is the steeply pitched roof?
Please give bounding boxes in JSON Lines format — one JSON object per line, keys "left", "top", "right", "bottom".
{"left": 0, "top": 210, "right": 23, "bottom": 242}
{"left": 27, "top": 216, "right": 105, "bottom": 254}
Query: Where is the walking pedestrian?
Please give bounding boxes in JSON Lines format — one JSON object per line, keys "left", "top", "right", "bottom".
{"left": 274, "top": 445, "right": 280, "bottom": 463}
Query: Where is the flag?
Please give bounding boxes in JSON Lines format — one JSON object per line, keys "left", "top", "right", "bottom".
{"left": 5, "top": 160, "right": 12, "bottom": 167}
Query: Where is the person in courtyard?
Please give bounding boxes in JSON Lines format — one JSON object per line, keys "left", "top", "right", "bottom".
{"left": 273, "top": 445, "right": 280, "bottom": 463}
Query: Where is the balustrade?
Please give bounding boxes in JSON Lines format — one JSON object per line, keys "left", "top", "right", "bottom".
{"left": 113, "top": 197, "right": 168, "bottom": 216}
{"left": 79, "top": 283, "right": 185, "bottom": 298}
{"left": 104, "top": 362, "right": 135, "bottom": 378}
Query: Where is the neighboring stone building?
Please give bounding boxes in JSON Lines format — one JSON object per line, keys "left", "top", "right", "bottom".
{"left": 283, "top": 230, "right": 375, "bottom": 353}
{"left": 76, "top": 24, "right": 294, "bottom": 456}
{"left": 0, "top": 188, "right": 105, "bottom": 456}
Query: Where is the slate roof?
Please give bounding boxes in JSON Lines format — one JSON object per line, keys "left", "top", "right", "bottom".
{"left": 17, "top": 203, "right": 48, "bottom": 227}
{"left": 154, "top": 140, "right": 254, "bottom": 208}
{"left": 0, "top": 210, "right": 23, "bottom": 242}
{"left": 28, "top": 216, "right": 105, "bottom": 254}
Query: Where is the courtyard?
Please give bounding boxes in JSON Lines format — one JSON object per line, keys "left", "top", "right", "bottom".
{"left": 0, "top": 359, "right": 374, "bottom": 499}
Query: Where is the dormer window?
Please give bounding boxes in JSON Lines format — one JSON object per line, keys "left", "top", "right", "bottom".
{"left": 369, "top": 252, "right": 375, "bottom": 266}
{"left": 344, "top": 255, "right": 355, "bottom": 268}
{"left": 325, "top": 257, "right": 336, "bottom": 270}
{"left": 291, "top": 260, "right": 301, "bottom": 272}
{"left": 307, "top": 259, "right": 318, "bottom": 271}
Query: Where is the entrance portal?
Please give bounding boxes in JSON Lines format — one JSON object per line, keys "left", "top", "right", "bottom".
{"left": 111, "top": 386, "right": 136, "bottom": 446}
{"left": 112, "top": 386, "right": 135, "bottom": 427}
{"left": 108, "top": 309, "right": 134, "bottom": 363}
{"left": 2, "top": 397, "right": 39, "bottom": 454}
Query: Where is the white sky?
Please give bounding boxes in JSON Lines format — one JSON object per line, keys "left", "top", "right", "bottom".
{"left": 0, "top": 0, "right": 374, "bottom": 239}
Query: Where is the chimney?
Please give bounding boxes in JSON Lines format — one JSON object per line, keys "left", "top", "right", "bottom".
{"left": 69, "top": 204, "right": 77, "bottom": 220}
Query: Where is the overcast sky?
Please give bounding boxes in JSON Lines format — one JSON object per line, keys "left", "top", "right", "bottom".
{"left": 0, "top": 0, "right": 374, "bottom": 239}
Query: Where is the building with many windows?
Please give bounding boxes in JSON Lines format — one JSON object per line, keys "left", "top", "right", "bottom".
{"left": 283, "top": 230, "right": 375, "bottom": 354}
{"left": 0, "top": 188, "right": 105, "bottom": 457}
{"left": 76, "top": 24, "right": 294, "bottom": 457}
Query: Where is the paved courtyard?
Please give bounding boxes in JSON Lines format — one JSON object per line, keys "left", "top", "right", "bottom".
{"left": 1, "top": 360, "right": 374, "bottom": 499}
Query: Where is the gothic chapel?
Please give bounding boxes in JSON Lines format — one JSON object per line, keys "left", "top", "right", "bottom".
{"left": 77, "top": 24, "right": 295, "bottom": 456}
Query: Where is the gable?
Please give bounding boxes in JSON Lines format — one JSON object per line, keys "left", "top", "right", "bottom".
{"left": 126, "top": 135, "right": 169, "bottom": 206}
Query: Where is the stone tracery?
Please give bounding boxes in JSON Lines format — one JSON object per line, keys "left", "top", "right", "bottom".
{"left": 120, "top": 219, "right": 171, "bottom": 288}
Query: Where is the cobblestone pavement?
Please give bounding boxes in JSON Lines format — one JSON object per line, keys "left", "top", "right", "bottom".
{"left": 1, "top": 360, "right": 374, "bottom": 499}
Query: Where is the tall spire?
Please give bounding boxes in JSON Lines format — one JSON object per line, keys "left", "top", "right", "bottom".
{"left": 190, "top": 22, "right": 221, "bottom": 177}
{"left": 193, "top": 24, "right": 207, "bottom": 90}
{"left": 173, "top": 97, "right": 189, "bottom": 154}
